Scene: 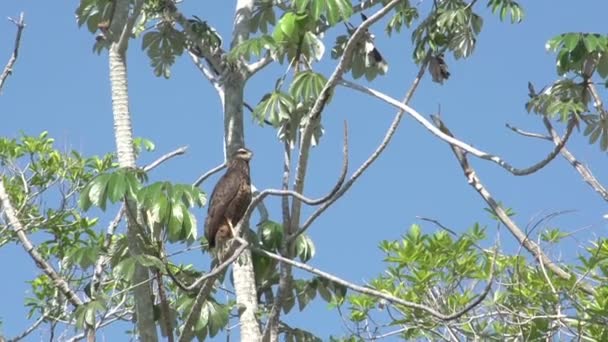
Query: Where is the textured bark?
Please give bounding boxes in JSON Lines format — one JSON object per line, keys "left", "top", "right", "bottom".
{"left": 108, "top": 1, "right": 158, "bottom": 340}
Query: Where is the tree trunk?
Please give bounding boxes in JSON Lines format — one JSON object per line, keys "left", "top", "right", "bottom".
{"left": 108, "top": 1, "right": 159, "bottom": 339}
{"left": 224, "top": 1, "right": 261, "bottom": 340}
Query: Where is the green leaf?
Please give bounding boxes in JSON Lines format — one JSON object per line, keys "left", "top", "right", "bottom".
{"left": 207, "top": 301, "right": 229, "bottom": 337}
{"left": 136, "top": 254, "right": 166, "bottom": 272}
{"left": 597, "top": 53, "right": 608, "bottom": 78}
{"left": 88, "top": 173, "right": 111, "bottom": 211}
{"left": 258, "top": 220, "right": 284, "bottom": 250}
{"left": 68, "top": 245, "right": 99, "bottom": 269}
{"left": 113, "top": 256, "right": 137, "bottom": 281}
{"left": 107, "top": 170, "right": 127, "bottom": 203}
{"left": 295, "top": 234, "right": 315, "bottom": 262}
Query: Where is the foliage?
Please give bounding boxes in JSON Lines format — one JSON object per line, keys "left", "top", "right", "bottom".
{"left": 337, "top": 224, "right": 608, "bottom": 340}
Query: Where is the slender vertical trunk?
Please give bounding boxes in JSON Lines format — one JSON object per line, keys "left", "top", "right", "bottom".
{"left": 224, "top": 1, "right": 261, "bottom": 340}
{"left": 107, "top": 1, "right": 158, "bottom": 339}
{"left": 223, "top": 65, "right": 262, "bottom": 342}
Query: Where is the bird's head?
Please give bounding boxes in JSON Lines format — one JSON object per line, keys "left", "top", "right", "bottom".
{"left": 233, "top": 147, "right": 253, "bottom": 162}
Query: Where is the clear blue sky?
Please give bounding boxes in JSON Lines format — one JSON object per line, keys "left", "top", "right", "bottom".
{"left": 1, "top": 1, "right": 608, "bottom": 340}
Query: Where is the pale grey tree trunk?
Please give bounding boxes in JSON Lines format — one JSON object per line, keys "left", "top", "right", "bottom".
{"left": 108, "top": 1, "right": 158, "bottom": 340}
{"left": 224, "top": 0, "right": 262, "bottom": 340}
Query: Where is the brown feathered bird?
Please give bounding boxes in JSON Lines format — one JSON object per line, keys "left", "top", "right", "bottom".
{"left": 205, "top": 148, "right": 253, "bottom": 248}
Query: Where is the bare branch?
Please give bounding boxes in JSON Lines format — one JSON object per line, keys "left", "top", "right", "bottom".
{"left": 0, "top": 179, "right": 83, "bottom": 306}
{"left": 262, "top": 140, "right": 294, "bottom": 342}
{"left": 543, "top": 117, "right": 608, "bottom": 202}
{"left": 7, "top": 313, "right": 45, "bottom": 342}
{"left": 431, "top": 115, "right": 595, "bottom": 296}
{"left": 253, "top": 246, "right": 495, "bottom": 321}
{"left": 245, "top": 53, "right": 273, "bottom": 77}
{"left": 0, "top": 13, "right": 25, "bottom": 94}
{"left": 341, "top": 79, "right": 574, "bottom": 176}
{"left": 168, "top": 242, "right": 248, "bottom": 293}
{"left": 296, "top": 52, "right": 431, "bottom": 238}
{"left": 505, "top": 123, "right": 551, "bottom": 141}
{"left": 193, "top": 162, "right": 226, "bottom": 187}
{"left": 251, "top": 184, "right": 269, "bottom": 222}
{"left": 142, "top": 146, "right": 188, "bottom": 172}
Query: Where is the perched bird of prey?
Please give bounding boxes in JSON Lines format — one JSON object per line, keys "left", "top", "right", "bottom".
{"left": 205, "top": 148, "right": 253, "bottom": 248}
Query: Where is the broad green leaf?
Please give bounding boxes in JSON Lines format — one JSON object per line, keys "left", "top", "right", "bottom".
{"left": 207, "top": 300, "right": 229, "bottom": 337}
{"left": 295, "top": 234, "right": 315, "bottom": 262}
{"left": 258, "top": 220, "right": 284, "bottom": 250}
{"left": 113, "top": 256, "right": 137, "bottom": 281}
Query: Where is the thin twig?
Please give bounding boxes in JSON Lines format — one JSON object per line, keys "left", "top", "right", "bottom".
{"left": 193, "top": 163, "right": 226, "bottom": 187}
{"left": 0, "top": 13, "right": 25, "bottom": 93}
{"left": 253, "top": 246, "right": 496, "bottom": 321}
{"left": 431, "top": 115, "right": 595, "bottom": 296}
{"left": 505, "top": 123, "right": 551, "bottom": 141}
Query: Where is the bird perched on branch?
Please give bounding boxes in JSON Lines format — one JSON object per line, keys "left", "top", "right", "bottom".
{"left": 205, "top": 148, "right": 253, "bottom": 248}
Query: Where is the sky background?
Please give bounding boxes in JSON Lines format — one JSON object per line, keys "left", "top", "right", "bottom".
{"left": 1, "top": 0, "right": 608, "bottom": 340}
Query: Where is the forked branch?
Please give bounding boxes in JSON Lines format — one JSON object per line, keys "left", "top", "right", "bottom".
{"left": 431, "top": 115, "right": 595, "bottom": 296}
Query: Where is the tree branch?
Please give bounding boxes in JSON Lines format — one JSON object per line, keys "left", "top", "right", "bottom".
{"left": 245, "top": 52, "right": 273, "bottom": 77}
{"left": 193, "top": 163, "right": 226, "bottom": 188}
{"left": 142, "top": 145, "right": 188, "bottom": 172}
{"left": 0, "top": 179, "right": 83, "bottom": 306}
{"left": 290, "top": 0, "right": 401, "bottom": 284}
{"left": 296, "top": 52, "right": 431, "bottom": 238}
{"left": 340, "top": 79, "right": 573, "bottom": 176}
{"left": 7, "top": 312, "right": 46, "bottom": 342}
{"left": 252, "top": 246, "right": 495, "bottom": 321}
{"left": 542, "top": 117, "right": 608, "bottom": 202}
{"left": 0, "top": 13, "right": 25, "bottom": 94}
{"left": 430, "top": 115, "right": 595, "bottom": 296}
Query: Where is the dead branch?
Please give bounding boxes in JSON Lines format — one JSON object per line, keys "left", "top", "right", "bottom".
{"left": 0, "top": 13, "right": 25, "bottom": 94}
{"left": 430, "top": 115, "right": 595, "bottom": 296}
{"left": 253, "top": 246, "right": 495, "bottom": 321}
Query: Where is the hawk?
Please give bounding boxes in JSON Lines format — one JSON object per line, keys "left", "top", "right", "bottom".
{"left": 205, "top": 148, "right": 253, "bottom": 248}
